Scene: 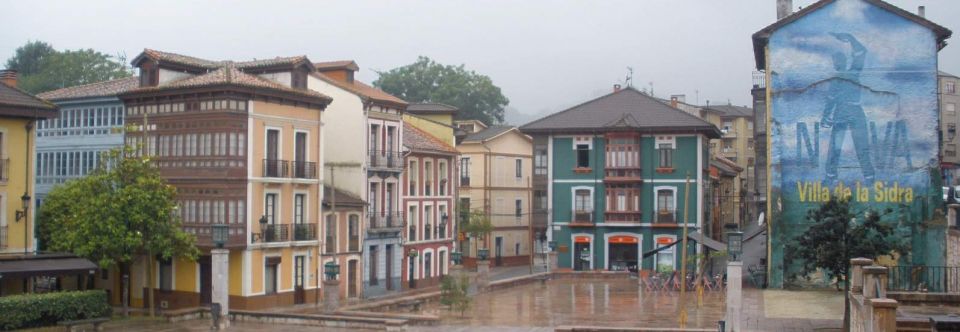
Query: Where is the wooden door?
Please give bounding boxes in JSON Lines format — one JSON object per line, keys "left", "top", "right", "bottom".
{"left": 199, "top": 256, "right": 212, "bottom": 305}
{"left": 348, "top": 260, "right": 358, "bottom": 298}
{"left": 294, "top": 256, "right": 305, "bottom": 304}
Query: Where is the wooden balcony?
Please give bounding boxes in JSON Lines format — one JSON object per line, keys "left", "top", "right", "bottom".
{"left": 605, "top": 211, "right": 642, "bottom": 223}
{"left": 604, "top": 167, "right": 642, "bottom": 182}
{"left": 185, "top": 223, "right": 247, "bottom": 249}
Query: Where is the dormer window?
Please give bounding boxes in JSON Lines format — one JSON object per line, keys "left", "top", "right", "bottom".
{"left": 139, "top": 62, "right": 159, "bottom": 87}
{"left": 292, "top": 70, "right": 307, "bottom": 90}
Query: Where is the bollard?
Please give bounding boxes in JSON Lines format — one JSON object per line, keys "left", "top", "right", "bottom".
{"left": 211, "top": 302, "right": 221, "bottom": 330}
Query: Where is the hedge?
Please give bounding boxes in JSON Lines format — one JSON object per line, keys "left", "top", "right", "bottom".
{"left": 0, "top": 290, "right": 111, "bottom": 330}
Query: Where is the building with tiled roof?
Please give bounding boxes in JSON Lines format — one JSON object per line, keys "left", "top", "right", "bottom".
{"left": 400, "top": 122, "right": 457, "bottom": 290}
{"left": 519, "top": 85, "right": 722, "bottom": 273}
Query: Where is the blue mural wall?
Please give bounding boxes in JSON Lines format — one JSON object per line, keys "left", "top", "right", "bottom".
{"left": 768, "top": 0, "right": 943, "bottom": 287}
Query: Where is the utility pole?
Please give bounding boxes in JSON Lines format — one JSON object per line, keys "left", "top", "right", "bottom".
{"left": 528, "top": 176, "right": 533, "bottom": 275}
{"left": 322, "top": 162, "right": 361, "bottom": 306}
{"left": 678, "top": 172, "right": 692, "bottom": 327}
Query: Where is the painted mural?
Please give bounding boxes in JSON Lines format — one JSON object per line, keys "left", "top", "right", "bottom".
{"left": 768, "top": 0, "right": 942, "bottom": 286}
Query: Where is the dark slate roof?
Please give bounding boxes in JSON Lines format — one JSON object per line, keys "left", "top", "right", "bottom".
{"left": 752, "top": 0, "right": 952, "bottom": 70}
{"left": 462, "top": 125, "right": 515, "bottom": 142}
{"left": 37, "top": 76, "right": 139, "bottom": 101}
{"left": 403, "top": 122, "right": 457, "bottom": 154}
{"left": 406, "top": 103, "right": 458, "bottom": 114}
{"left": 323, "top": 187, "right": 366, "bottom": 207}
{"left": 702, "top": 105, "right": 753, "bottom": 118}
{"left": 123, "top": 63, "right": 332, "bottom": 104}
{"left": 520, "top": 87, "right": 721, "bottom": 137}
{"left": 0, "top": 82, "right": 58, "bottom": 118}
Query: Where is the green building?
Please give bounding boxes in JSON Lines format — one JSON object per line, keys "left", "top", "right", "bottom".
{"left": 521, "top": 86, "right": 721, "bottom": 272}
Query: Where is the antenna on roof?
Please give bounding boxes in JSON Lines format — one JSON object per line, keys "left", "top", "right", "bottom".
{"left": 648, "top": 82, "right": 654, "bottom": 97}
{"left": 625, "top": 67, "right": 634, "bottom": 87}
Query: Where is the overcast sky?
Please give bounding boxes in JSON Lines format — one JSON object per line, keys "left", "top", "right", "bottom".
{"left": 3, "top": 0, "right": 959, "bottom": 120}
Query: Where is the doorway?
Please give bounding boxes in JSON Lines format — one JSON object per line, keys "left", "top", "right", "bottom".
{"left": 348, "top": 260, "right": 358, "bottom": 298}
{"left": 199, "top": 256, "right": 211, "bottom": 305}
{"left": 573, "top": 240, "right": 591, "bottom": 271}
{"left": 607, "top": 236, "right": 639, "bottom": 272}
{"left": 495, "top": 237, "right": 503, "bottom": 266}
{"left": 294, "top": 256, "right": 305, "bottom": 304}
{"left": 385, "top": 245, "right": 393, "bottom": 290}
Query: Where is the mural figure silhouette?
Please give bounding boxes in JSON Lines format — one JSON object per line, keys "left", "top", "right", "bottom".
{"left": 821, "top": 32, "right": 875, "bottom": 184}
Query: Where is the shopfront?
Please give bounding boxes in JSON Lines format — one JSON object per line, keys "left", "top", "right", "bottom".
{"left": 572, "top": 235, "right": 592, "bottom": 271}
{"left": 606, "top": 235, "right": 639, "bottom": 272}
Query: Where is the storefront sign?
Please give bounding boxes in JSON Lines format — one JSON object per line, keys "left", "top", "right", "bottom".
{"left": 609, "top": 236, "right": 638, "bottom": 244}
{"left": 656, "top": 237, "right": 673, "bottom": 245}
{"left": 574, "top": 236, "right": 591, "bottom": 243}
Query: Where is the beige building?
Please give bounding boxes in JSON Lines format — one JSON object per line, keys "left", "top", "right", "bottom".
{"left": 455, "top": 120, "right": 533, "bottom": 268}
{"left": 940, "top": 71, "right": 960, "bottom": 184}
{"left": 669, "top": 96, "right": 755, "bottom": 226}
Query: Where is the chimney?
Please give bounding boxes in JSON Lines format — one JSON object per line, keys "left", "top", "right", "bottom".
{"left": 0, "top": 69, "right": 17, "bottom": 87}
{"left": 670, "top": 96, "right": 679, "bottom": 108}
{"left": 777, "top": 0, "right": 793, "bottom": 20}
{"left": 613, "top": 84, "right": 622, "bottom": 92}
{"left": 918, "top": 6, "right": 925, "bottom": 18}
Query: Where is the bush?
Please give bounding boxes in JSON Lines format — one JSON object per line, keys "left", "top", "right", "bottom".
{"left": 0, "top": 290, "right": 111, "bottom": 330}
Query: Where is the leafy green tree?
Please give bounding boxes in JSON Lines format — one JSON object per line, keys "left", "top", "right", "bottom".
{"left": 5, "top": 41, "right": 132, "bottom": 93}
{"left": 38, "top": 145, "right": 198, "bottom": 316}
{"left": 4, "top": 41, "right": 55, "bottom": 76}
{"left": 460, "top": 209, "right": 494, "bottom": 257}
{"left": 374, "top": 56, "right": 509, "bottom": 125}
{"left": 439, "top": 275, "right": 472, "bottom": 316}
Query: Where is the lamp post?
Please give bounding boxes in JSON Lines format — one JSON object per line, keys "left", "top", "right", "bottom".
{"left": 210, "top": 223, "right": 230, "bottom": 330}
{"left": 323, "top": 261, "right": 341, "bottom": 312}
{"left": 724, "top": 223, "right": 744, "bottom": 332}
{"left": 258, "top": 216, "right": 268, "bottom": 243}
{"left": 16, "top": 193, "right": 29, "bottom": 255}
{"left": 725, "top": 223, "right": 743, "bottom": 262}
{"left": 452, "top": 251, "right": 462, "bottom": 266}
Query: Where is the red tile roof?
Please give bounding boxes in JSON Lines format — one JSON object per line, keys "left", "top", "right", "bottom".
{"left": 37, "top": 76, "right": 139, "bottom": 101}
{"left": 236, "top": 56, "right": 313, "bottom": 70}
{"left": 314, "top": 60, "right": 359, "bottom": 71}
{"left": 310, "top": 72, "right": 406, "bottom": 107}
{"left": 403, "top": 122, "right": 456, "bottom": 154}
{"left": 127, "top": 63, "right": 331, "bottom": 102}
{"left": 136, "top": 49, "right": 221, "bottom": 69}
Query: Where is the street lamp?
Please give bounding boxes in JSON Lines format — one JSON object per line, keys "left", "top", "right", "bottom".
{"left": 212, "top": 223, "right": 228, "bottom": 248}
{"left": 726, "top": 223, "right": 743, "bottom": 262}
{"left": 478, "top": 248, "right": 489, "bottom": 261}
{"left": 258, "top": 215, "right": 268, "bottom": 242}
{"left": 452, "top": 251, "right": 462, "bottom": 265}
{"left": 15, "top": 193, "right": 29, "bottom": 222}
{"left": 324, "top": 261, "right": 340, "bottom": 280}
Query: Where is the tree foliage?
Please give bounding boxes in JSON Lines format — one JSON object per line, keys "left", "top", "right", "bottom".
{"left": 786, "top": 198, "right": 908, "bottom": 289}
{"left": 5, "top": 41, "right": 132, "bottom": 94}
{"left": 460, "top": 209, "right": 493, "bottom": 240}
{"left": 373, "top": 56, "right": 509, "bottom": 125}
{"left": 439, "top": 275, "right": 471, "bottom": 316}
{"left": 38, "top": 145, "right": 199, "bottom": 270}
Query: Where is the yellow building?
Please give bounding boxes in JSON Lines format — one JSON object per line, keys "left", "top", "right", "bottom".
{"left": 115, "top": 50, "right": 331, "bottom": 310}
{"left": 455, "top": 121, "right": 533, "bottom": 268}
{"left": 403, "top": 103, "right": 457, "bottom": 145}
{"left": 0, "top": 70, "right": 71, "bottom": 296}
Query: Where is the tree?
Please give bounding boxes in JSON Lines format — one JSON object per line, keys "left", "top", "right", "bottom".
{"left": 374, "top": 56, "right": 509, "bottom": 125}
{"left": 38, "top": 145, "right": 199, "bottom": 316}
{"left": 786, "top": 197, "right": 908, "bottom": 330}
{"left": 5, "top": 41, "right": 132, "bottom": 94}
{"left": 460, "top": 209, "right": 494, "bottom": 257}
{"left": 439, "top": 274, "right": 472, "bottom": 317}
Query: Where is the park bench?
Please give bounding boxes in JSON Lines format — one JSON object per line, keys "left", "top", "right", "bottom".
{"left": 57, "top": 317, "right": 109, "bottom": 332}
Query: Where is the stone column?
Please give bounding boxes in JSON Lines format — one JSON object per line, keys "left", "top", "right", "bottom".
{"left": 870, "top": 298, "right": 898, "bottom": 332}
{"left": 323, "top": 279, "right": 340, "bottom": 313}
{"left": 850, "top": 258, "right": 873, "bottom": 294}
{"left": 211, "top": 249, "right": 230, "bottom": 330}
{"left": 476, "top": 259, "right": 490, "bottom": 290}
{"left": 725, "top": 261, "right": 742, "bottom": 332}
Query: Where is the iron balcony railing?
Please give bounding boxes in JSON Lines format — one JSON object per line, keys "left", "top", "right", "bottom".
{"left": 292, "top": 161, "right": 318, "bottom": 179}
{"left": 263, "top": 159, "right": 289, "bottom": 178}
{"left": 656, "top": 210, "right": 677, "bottom": 223}
{"left": 292, "top": 223, "right": 317, "bottom": 241}
{"left": 887, "top": 265, "right": 960, "bottom": 293}
{"left": 261, "top": 224, "right": 290, "bottom": 243}
{"left": 368, "top": 150, "right": 404, "bottom": 170}
{"left": 461, "top": 177, "right": 471, "bottom": 186}
{"left": 368, "top": 212, "right": 404, "bottom": 232}
{"left": 573, "top": 210, "right": 594, "bottom": 224}
{"left": 0, "top": 225, "right": 6, "bottom": 249}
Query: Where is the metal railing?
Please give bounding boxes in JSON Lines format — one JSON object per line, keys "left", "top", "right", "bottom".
{"left": 752, "top": 71, "right": 766, "bottom": 89}
{"left": 368, "top": 150, "right": 404, "bottom": 170}
{"left": 263, "top": 159, "right": 289, "bottom": 178}
{"left": 348, "top": 236, "right": 359, "bottom": 252}
{"left": 0, "top": 225, "right": 6, "bottom": 248}
{"left": 292, "top": 223, "right": 316, "bottom": 241}
{"left": 461, "top": 177, "right": 471, "bottom": 186}
{"left": 368, "top": 212, "right": 404, "bottom": 232}
{"left": 292, "top": 161, "right": 317, "bottom": 179}
{"left": 261, "top": 224, "right": 289, "bottom": 243}
{"left": 573, "top": 210, "right": 593, "bottom": 224}
{"left": 656, "top": 210, "right": 677, "bottom": 223}
{"left": 887, "top": 265, "right": 960, "bottom": 293}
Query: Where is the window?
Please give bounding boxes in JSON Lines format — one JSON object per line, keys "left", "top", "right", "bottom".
{"left": 158, "top": 258, "right": 172, "bottom": 291}
{"left": 439, "top": 160, "right": 448, "bottom": 196}
{"left": 386, "top": 127, "right": 396, "bottom": 154}
{"left": 574, "top": 189, "right": 592, "bottom": 212}
{"left": 655, "top": 238, "right": 675, "bottom": 272}
{"left": 534, "top": 190, "right": 547, "bottom": 210}
{"left": 658, "top": 144, "right": 673, "bottom": 168}
{"left": 515, "top": 159, "right": 523, "bottom": 178}
{"left": 424, "top": 205, "right": 432, "bottom": 241}
{"left": 424, "top": 252, "right": 432, "bottom": 278}
{"left": 369, "top": 245, "right": 378, "bottom": 285}
{"left": 534, "top": 148, "right": 547, "bottom": 175}
{"left": 576, "top": 144, "right": 590, "bottom": 168}
{"left": 294, "top": 194, "right": 305, "bottom": 224}
{"left": 460, "top": 157, "right": 470, "bottom": 185}
{"left": 325, "top": 214, "right": 336, "bottom": 254}
{"left": 265, "top": 193, "right": 277, "bottom": 224}
{"left": 265, "top": 261, "right": 278, "bottom": 294}
{"left": 947, "top": 103, "right": 957, "bottom": 115}
{"left": 349, "top": 215, "right": 360, "bottom": 252}
{"left": 657, "top": 189, "right": 674, "bottom": 213}
{"left": 950, "top": 124, "right": 957, "bottom": 141}
{"left": 946, "top": 82, "right": 956, "bottom": 94}
{"left": 409, "top": 160, "right": 418, "bottom": 195}
{"left": 369, "top": 125, "right": 380, "bottom": 152}
{"left": 515, "top": 199, "right": 522, "bottom": 219}
{"left": 616, "top": 192, "right": 626, "bottom": 211}
{"left": 722, "top": 121, "right": 733, "bottom": 132}
{"left": 424, "top": 160, "right": 432, "bottom": 196}
{"left": 408, "top": 205, "right": 418, "bottom": 241}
